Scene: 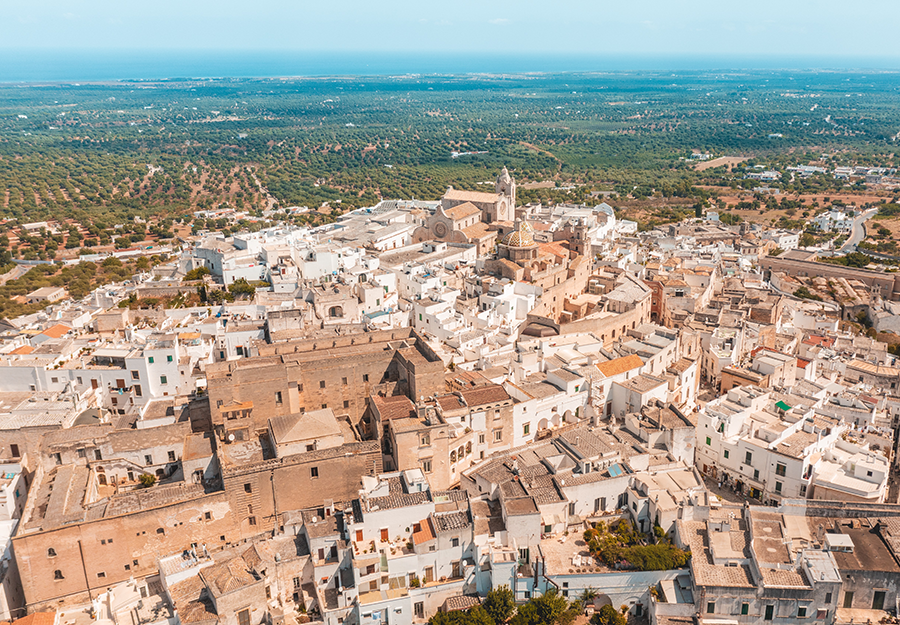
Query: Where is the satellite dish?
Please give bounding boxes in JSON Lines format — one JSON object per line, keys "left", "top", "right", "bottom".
{"left": 227, "top": 433, "right": 235, "bottom": 442}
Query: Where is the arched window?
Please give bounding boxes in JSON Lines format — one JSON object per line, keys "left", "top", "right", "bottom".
{"left": 329, "top": 306, "right": 343, "bottom": 318}
{"left": 450, "top": 450, "right": 457, "bottom": 463}
{"left": 54, "top": 570, "right": 64, "bottom": 580}
{"left": 48, "top": 548, "right": 57, "bottom": 558}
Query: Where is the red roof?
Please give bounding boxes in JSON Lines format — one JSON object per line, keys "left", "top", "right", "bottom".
{"left": 412, "top": 518, "right": 436, "bottom": 545}
{"left": 372, "top": 395, "right": 416, "bottom": 421}
{"left": 9, "top": 345, "right": 34, "bottom": 355}
{"left": 596, "top": 354, "right": 643, "bottom": 377}
{"left": 6, "top": 613, "right": 57, "bottom": 625}
{"left": 802, "top": 335, "right": 834, "bottom": 348}
{"left": 461, "top": 384, "right": 510, "bottom": 406}
{"left": 41, "top": 324, "right": 71, "bottom": 339}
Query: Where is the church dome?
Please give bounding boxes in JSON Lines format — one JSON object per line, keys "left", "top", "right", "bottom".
{"left": 503, "top": 221, "right": 535, "bottom": 248}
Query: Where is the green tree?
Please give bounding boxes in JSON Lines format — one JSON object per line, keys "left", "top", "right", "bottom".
{"left": 138, "top": 473, "right": 156, "bottom": 488}
{"left": 578, "top": 588, "right": 599, "bottom": 609}
{"left": 228, "top": 278, "right": 256, "bottom": 299}
{"left": 483, "top": 586, "right": 515, "bottom": 624}
{"left": 184, "top": 266, "right": 211, "bottom": 281}
{"left": 429, "top": 605, "right": 494, "bottom": 625}
{"left": 591, "top": 605, "right": 626, "bottom": 625}
{"left": 510, "top": 590, "right": 571, "bottom": 625}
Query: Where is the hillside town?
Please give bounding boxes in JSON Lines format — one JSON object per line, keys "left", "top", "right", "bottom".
{"left": 1, "top": 168, "right": 900, "bottom": 625}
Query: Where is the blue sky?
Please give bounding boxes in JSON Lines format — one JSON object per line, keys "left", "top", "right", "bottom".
{"left": 2, "top": 0, "right": 900, "bottom": 60}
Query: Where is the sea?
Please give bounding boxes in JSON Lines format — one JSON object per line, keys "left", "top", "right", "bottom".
{"left": 1, "top": 49, "right": 898, "bottom": 83}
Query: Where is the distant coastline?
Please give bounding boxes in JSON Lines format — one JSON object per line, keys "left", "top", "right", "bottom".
{"left": 0, "top": 49, "right": 898, "bottom": 83}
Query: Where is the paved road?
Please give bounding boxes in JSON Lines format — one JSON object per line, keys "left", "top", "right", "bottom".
{"left": 0, "top": 264, "right": 28, "bottom": 285}
{"left": 841, "top": 208, "right": 878, "bottom": 252}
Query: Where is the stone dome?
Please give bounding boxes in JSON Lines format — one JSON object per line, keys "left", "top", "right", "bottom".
{"left": 503, "top": 221, "right": 535, "bottom": 248}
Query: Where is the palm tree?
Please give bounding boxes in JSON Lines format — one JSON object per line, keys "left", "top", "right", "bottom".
{"left": 578, "top": 588, "right": 599, "bottom": 610}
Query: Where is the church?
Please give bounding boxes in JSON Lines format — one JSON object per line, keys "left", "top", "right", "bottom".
{"left": 413, "top": 167, "right": 517, "bottom": 255}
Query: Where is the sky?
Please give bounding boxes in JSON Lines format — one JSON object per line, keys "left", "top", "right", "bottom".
{"left": 2, "top": 0, "right": 900, "bottom": 64}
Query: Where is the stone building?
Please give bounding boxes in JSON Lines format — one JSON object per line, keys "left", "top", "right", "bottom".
{"left": 206, "top": 328, "right": 445, "bottom": 434}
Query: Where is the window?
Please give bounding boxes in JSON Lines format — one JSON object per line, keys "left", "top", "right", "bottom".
{"left": 479, "top": 434, "right": 485, "bottom": 444}
{"left": 873, "top": 591, "right": 886, "bottom": 611}
{"left": 745, "top": 451, "right": 753, "bottom": 465}
{"left": 77, "top": 449, "right": 86, "bottom": 459}
{"left": 741, "top": 603, "right": 749, "bottom": 616}
{"left": 275, "top": 391, "right": 283, "bottom": 404}
{"left": 124, "top": 564, "right": 131, "bottom": 571}
{"left": 321, "top": 404, "right": 327, "bottom": 410}
{"left": 148, "top": 356, "right": 154, "bottom": 364}
{"left": 523, "top": 424, "right": 530, "bottom": 436}
{"left": 421, "top": 458, "right": 432, "bottom": 473}
{"left": 342, "top": 377, "right": 348, "bottom": 385}
{"left": 54, "top": 453, "right": 62, "bottom": 465}
{"left": 238, "top": 609, "right": 250, "bottom": 625}
{"left": 311, "top": 467, "right": 319, "bottom": 479}
{"left": 343, "top": 400, "right": 349, "bottom": 409}
{"left": 131, "top": 371, "right": 140, "bottom": 380}
{"left": 754, "top": 469, "right": 760, "bottom": 480}
{"left": 167, "top": 355, "right": 173, "bottom": 363}
{"left": 205, "top": 512, "right": 211, "bottom": 520}
{"left": 706, "top": 437, "right": 711, "bottom": 446}
{"left": 134, "top": 385, "right": 142, "bottom": 397}
{"left": 824, "top": 593, "right": 832, "bottom": 605}
{"left": 244, "top": 483, "right": 252, "bottom": 493}
{"left": 775, "top": 481, "right": 783, "bottom": 493}
{"left": 48, "top": 548, "right": 56, "bottom": 558}
{"left": 843, "top": 592, "right": 854, "bottom": 609}
{"left": 160, "top": 375, "right": 167, "bottom": 385}
{"left": 265, "top": 586, "right": 271, "bottom": 600}
{"left": 706, "top": 603, "right": 715, "bottom": 615}
{"left": 776, "top": 462, "right": 786, "bottom": 477}
{"left": 249, "top": 517, "right": 257, "bottom": 526}
{"left": 451, "top": 538, "right": 459, "bottom": 548}
{"left": 798, "top": 607, "right": 808, "bottom": 618}
{"left": 319, "top": 380, "right": 326, "bottom": 389}
{"left": 724, "top": 450, "right": 730, "bottom": 459}
{"left": 54, "top": 570, "right": 64, "bottom": 580}
{"left": 493, "top": 430, "right": 502, "bottom": 442}
{"left": 363, "top": 374, "right": 369, "bottom": 382}
{"left": 97, "top": 572, "right": 106, "bottom": 578}
{"left": 867, "top": 470, "right": 873, "bottom": 477}
{"left": 157, "top": 528, "right": 165, "bottom": 534}
{"left": 145, "top": 455, "right": 153, "bottom": 465}
{"left": 168, "top": 451, "right": 176, "bottom": 462}
{"left": 764, "top": 605, "right": 774, "bottom": 621}
{"left": 293, "top": 577, "right": 301, "bottom": 589}
{"left": 420, "top": 434, "right": 430, "bottom": 446}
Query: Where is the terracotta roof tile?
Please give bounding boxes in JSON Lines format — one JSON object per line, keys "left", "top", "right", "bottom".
{"left": 372, "top": 395, "right": 416, "bottom": 421}
{"left": 461, "top": 385, "right": 510, "bottom": 406}
{"left": 444, "top": 202, "right": 482, "bottom": 221}
{"left": 596, "top": 354, "right": 644, "bottom": 377}
{"left": 41, "top": 324, "right": 71, "bottom": 339}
